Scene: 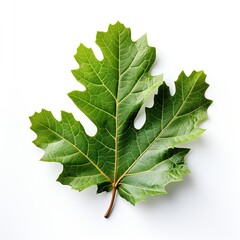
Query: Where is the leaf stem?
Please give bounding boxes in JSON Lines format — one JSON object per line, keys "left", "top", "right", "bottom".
{"left": 104, "top": 185, "right": 117, "bottom": 218}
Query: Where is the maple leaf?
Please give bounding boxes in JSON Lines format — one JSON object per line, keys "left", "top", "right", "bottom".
{"left": 30, "top": 22, "right": 212, "bottom": 218}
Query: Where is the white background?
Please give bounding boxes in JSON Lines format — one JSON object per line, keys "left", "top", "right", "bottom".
{"left": 1, "top": 0, "right": 240, "bottom": 239}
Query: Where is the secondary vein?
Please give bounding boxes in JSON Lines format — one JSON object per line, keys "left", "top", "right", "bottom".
{"left": 116, "top": 76, "right": 200, "bottom": 185}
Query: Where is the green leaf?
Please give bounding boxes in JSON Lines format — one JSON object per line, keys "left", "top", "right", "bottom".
{"left": 30, "top": 22, "right": 212, "bottom": 218}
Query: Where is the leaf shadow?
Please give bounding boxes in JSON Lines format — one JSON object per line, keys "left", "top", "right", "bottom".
{"left": 137, "top": 174, "right": 195, "bottom": 214}
{"left": 136, "top": 138, "right": 208, "bottom": 215}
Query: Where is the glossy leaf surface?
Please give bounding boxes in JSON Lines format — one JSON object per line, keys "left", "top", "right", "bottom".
{"left": 30, "top": 22, "right": 212, "bottom": 217}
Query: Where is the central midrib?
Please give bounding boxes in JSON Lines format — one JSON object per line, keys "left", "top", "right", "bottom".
{"left": 113, "top": 26, "right": 121, "bottom": 186}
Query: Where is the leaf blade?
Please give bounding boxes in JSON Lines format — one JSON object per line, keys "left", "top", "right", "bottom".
{"left": 30, "top": 22, "right": 212, "bottom": 217}
{"left": 30, "top": 109, "right": 113, "bottom": 187}
{"left": 117, "top": 70, "right": 211, "bottom": 203}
